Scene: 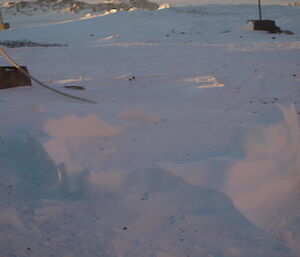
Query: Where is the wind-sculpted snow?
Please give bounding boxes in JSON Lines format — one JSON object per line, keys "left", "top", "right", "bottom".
{"left": 0, "top": 3, "right": 299, "bottom": 257}
{"left": 43, "top": 114, "right": 123, "bottom": 194}
{"left": 162, "top": 104, "right": 300, "bottom": 255}
{"left": 0, "top": 109, "right": 297, "bottom": 256}
{"left": 0, "top": 130, "right": 293, "bottom": 257}
{"left": 0, "top": 131, "right": 61, "bottom": 199}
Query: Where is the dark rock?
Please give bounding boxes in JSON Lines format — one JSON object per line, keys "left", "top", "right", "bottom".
{"left": 64, "top": 85, "right": 85, "bottom": 90}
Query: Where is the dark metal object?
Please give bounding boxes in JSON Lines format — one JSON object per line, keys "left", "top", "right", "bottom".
{"left": 249, "top": 20, "right": 281, "bottom": 33}
{"left": 0, "top": 66, "right": 32, "bottom": 89}
{"left": 0, "top": 23, "right": 9, "bottom": 30}
{"left": 258, "top": 0, "right": 262, "bottom": 20}
{"left": 0, "top": 9, "right": 10, "bottom": 30}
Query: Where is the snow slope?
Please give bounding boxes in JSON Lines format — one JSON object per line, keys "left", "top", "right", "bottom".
{"left": 0, "top": 4, "right": 300, "bottom": 257}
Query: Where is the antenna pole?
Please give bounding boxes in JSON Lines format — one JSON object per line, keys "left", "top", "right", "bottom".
{"left": 258, "top": 0, "right": 262, "bottom": 20}
{"left": 0, "top": 9, "right": 4, "bottom": 24}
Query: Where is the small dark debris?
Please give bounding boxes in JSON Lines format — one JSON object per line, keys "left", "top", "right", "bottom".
{"left": 90, "top": 34, "right": 94, "bottom": 37}
{"left": 0, "top": 40, "right": 68, "bottom": 48}
{"left": 180, "top": 238, "right": 184, "bottom": 241}
{"left": 272, "top": 36, "right": 276, "bottom": 39}
{"left": 128, "top": 76, "right": 136, "bottom": 81}
{"left": 293, "top": 74, "right": 296, "bottom": 77}
{"left": 249, "top": 101, "right": 253, "bottom": 103}
{"left": 27, "top": 247, "right": 31, "bottom": 251}
{"left": 123, "top": 227, "right": 128, "bottom": 230}
{"left": 64, "top": 85, "right": 85, "bottom": 90}
{"left": 166, "top": 34, "right": 170, "bottom": 37}
{"left": 282, "top": 30, "right": 294, "bottom": 35}
{"left": 274, "top": 98, "right": 278, "bottom": 101}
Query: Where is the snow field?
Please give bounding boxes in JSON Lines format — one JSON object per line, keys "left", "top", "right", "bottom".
{"left": 0, "top": 4, "right": 300, "bottom": 257}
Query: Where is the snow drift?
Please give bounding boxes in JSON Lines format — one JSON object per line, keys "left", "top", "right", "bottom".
{"left": 0, "top": 132, "right": 293, "bottom": 257}
{"left": 0, "top": 3, "right": 299, "bottom": 257}
{"left": 162, "top": 104, "right": 300, "bottom": 255}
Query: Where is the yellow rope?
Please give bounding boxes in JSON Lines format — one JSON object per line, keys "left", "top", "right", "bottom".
{"left": 0, "top": 47, "right": 98, "bottom": 104}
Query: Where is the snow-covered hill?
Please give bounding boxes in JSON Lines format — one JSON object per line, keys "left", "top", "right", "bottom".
{"left": 0, "top": 3, "right": 299, "bottom": 257}
{"left": 0, "top": 0, "right": 159, "bottom": 16}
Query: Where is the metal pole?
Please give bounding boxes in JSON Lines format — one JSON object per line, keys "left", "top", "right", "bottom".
{"left": 0, "top": 9, "right": 4, "bottom": 24}
{"left": 258, "top": 0, "right": 262, "bottom": 20}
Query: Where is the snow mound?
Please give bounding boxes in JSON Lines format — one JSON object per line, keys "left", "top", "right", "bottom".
{"left": 0, "top": 123, "right": 292, "bottom": 256}
{"left": 117, "top": 108, "right": 160, "bottom": 123}
{"left": 55, "top": 77, "right": 92, "bottom": 84}
{"left": 80, "top": 168, "right": 291, "bottom": 257}
{"left": 161, "top": 104, "right": 300, "bottom": 254}
{"left": 0, "top": 131, "right": 61, "bottom": 198}
{"left": 227, "top": 104, "right": 300, "bottom": 207}
{"left": 43, "top": 114, "right": 123, "bottom": 194}
{"left": 182, "top": 75, "right": 225, "bottom": 89}
{"left": 0, "top": 164, "right": 292, "bottom": 257}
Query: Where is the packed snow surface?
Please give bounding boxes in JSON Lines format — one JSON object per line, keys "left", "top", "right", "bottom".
{"left": 0, "top": 3, "right": 300, "bottom": 257}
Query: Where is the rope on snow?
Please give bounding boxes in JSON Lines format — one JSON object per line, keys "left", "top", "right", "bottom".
{"left": 0, "top": 47, "right": 98, "bottom": 104}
